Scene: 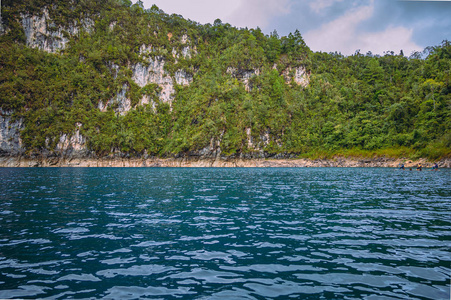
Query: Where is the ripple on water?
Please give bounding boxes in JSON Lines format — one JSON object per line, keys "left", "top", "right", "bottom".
{"left": 97, "top": 265, "right": 179, "bottom": 278}
{"left": 0, "top": 168, "right": 449, "bottom": 299}
{"left": 102, "top": 286, "right": 195, "bottom": 299}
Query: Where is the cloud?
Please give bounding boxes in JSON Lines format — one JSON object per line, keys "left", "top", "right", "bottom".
{"left": 267, "top": 0, "right": 370, "bottom": 39}
{"left": 136, "top": 0, "right": 446, "bottom": 55}
{"left": 303, "top": 1, "right": 422, "bottom": 55}
{"left": 139, "top": 0, "right": 242, "bottom": 24}
{"left": 303, "top": 2, "right": 373, "bottom": 53}
{"left": 309, "top": 0, "right": 344, "bottom": 14}
{"left": 361, "top": 0, "right": 451, "bottom": 48}
{"left": 360, "top": 27, "right": 421, "bottom": 56}
{"left": 226, "top": 0, "right": 292, "bottom": 29}
{"left": 138, "top": 0, "right": 291, "bottom": 28}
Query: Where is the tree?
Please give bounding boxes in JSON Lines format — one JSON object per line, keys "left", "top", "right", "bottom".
{"left": 422, "top": 79, "right": 444, "bottom": 111}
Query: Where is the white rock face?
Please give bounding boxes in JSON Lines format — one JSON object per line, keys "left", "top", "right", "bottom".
{"left": 132, "top": 56, "right": 193, "bottom": 104}
{"left": 56, "top": 127, "right": 87, "bottom": 155}
{"left": 130, "top": 39, "right": 195, "bottom": 105}
{"left": 139, "top": 44, "right": 154, "bottom": 57}
{"left": 242, "top": 70, "right": 260, "bottom": 92}
{"left": 98, "top": 84, "right": 131, "bottom": 115}
{"left": 109, "top": 21, "right": 117, "bottom": 31}
{"left": 132, "top": 58, "right": 172, "bottom": 103}
{"left": 0, "top": 111, "right": 87, "bottom": 157}
{"left": 261, "top": 131, "right": 270, "bottom": 147}
{"left": 293, "top": 67, "right": 309, "bottom": 87}
{"left": 0, "top": 11, "right": 4, "bottom": 34}
{"left": 20, "top": 9, "right": 92, "bottom": 53}
{"left": 181, "top": 34, "right": 189, "bottom": 44}
{"left": 244, "top": 127, "right": 273, "bottom": 151}
{"left": 175, "top": 70, "right": 193, "bottom": 86}
{"left": 227, "top": 67, "right": 260, "bottom": 91}
{"left": 139, "top": 95, "right": 150, "bottom": 106}
{"left": 246, "top": 127, "right": 254, "bottom": 149}
{"left": 98, "top": 100, "right": 107, "bottom": 112}
{"left": 37, "top": 123, "right": 88, "bottom": 158}
{"left": 115, "top": 84, "right": 132, "bottom": 114}
{"left": 109, "top": 63, "right": 120, "bottom": 79}
{"left": 283, "top": 66, "right": 309, "bottom": 87}
{"left": 0, "top": 112, "right": 24, "bottom": 155}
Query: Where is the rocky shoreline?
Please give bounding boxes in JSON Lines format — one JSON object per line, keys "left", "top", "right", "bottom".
{"left": 0, "top": 156, "right": 449, "bottom": 168}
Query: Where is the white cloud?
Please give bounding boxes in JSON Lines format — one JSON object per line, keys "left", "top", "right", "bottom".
{"left": 139, "top": 0, "right": 242, "bottom": 24}
{"left": 304, "top": 3, "right": 373, "bottom": 53}
{"left": 227, "top": 0, "right": 292, "bottom": 29}
{"left": 136, "top": 0, "right": 426, "bottom": 55}
{"left": 309, "top": 0, "right": 344, "bottom": 14}
{"left": 304, "top": 1, "right": 421, "bottom": 55}
{"left": 138, "top": 0, "right": 291, "bottom": 29}
{"left": 360, "top": 26, "right": 420, "bottom": 56}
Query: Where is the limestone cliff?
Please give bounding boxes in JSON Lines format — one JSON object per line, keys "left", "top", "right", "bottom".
{"left": 0, "top": 7, "right": 323, "bottom": 162}
{"left": 0, "top": 111, "right": 24, "bottom": 156}
{"left": 0, "top": 2, "right": 448, "bottom": 166}
{"left": 6, "top": 11, "right": 308, "bottom": 156}
{"left": 54, "top": 123, "right": 88, "bottom": 158}
{"left": 21, "top": 9, "right": 93, "bottom": 54}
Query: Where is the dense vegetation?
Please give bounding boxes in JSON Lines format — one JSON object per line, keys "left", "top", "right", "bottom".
{"left": 1, "top": 0, "right": 450, "bottom": 159}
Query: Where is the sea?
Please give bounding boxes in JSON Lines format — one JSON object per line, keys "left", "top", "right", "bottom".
{"left": 0, "top": 167, "right": 450, "bottom": 299}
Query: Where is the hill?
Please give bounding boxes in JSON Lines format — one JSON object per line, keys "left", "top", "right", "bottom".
{"left": 0, "top": 0, "right": 450, "bottom": 165}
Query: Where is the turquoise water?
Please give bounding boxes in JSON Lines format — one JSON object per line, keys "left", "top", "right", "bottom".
{"left": 0, "top": 167, "right": 450, "bottom": 299}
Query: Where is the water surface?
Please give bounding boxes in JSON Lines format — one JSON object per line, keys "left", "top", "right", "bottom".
{"left": 0, "top": 168, "right": 450, "bottom": 299}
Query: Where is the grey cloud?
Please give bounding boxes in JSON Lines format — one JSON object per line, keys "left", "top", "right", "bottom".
{"left": 139, "top": 0, "right": 242, "bottom": 25}
{"left": 265, "top": 0, "right": 448, "bottom": 54}
{"left": 136, "top": 0, "right": 448, "bottom": 54}
{"left": 226, "top": 0, "right": 292, "bottom": 30}
{"left": 358, "top": 0, "right": 451, "bottom": 48}
{"left": 266, "top": 0, "right": 370, "bottom": 36}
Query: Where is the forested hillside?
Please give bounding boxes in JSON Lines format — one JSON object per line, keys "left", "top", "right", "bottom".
{"left": 1, "top": 0, "right": 450, "bottom": 160}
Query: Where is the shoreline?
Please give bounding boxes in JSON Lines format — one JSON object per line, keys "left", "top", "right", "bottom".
{"left": 0, "top": 156, "right": 449, "bottom": 168}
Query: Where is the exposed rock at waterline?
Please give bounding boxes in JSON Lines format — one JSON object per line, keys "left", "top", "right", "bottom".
{"left": 55, "top": 125, "right": 89, "bottom": 158}
{"left": 0, "top": 156, "right": 449, "bottom": 168}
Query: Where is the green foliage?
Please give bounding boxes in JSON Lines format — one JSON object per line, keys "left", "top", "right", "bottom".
{"left": 0, "top": 1, "right": 449, "bottom": 160}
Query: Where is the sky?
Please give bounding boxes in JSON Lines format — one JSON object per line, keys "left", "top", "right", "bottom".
{"left": 134, "top": 0, "right": 451, "bottom": 56}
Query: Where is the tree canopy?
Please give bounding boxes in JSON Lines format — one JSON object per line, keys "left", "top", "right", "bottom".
{"left": 0, "top": 0, "right": 449, "bottom": 160}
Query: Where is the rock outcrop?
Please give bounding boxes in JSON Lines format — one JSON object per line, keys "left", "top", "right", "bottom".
{"left": 0, "top": 111, "right": 24, "bottom": 156}
{"left": 20, "top": 9, "right": 93, "bottom": 53}
{"left": 55, "top": 124, "right": 88, "bottom": 158}
{"left": 98, "top": 83, "right": 132, "bottom": 115}
{"left": 132, "top": 44, "right": 193, "bottom": 105}
{"left": 227, "top": 68, "right": 260, "bottom": 91}
{"left": 283, "top": 66, "right": 309, "bottom": 87}
{"left": 132, "top": 58, "right": 175, "bottom": 104}
{"left": 15, "top": 11, "right": 308, "bottom": 114}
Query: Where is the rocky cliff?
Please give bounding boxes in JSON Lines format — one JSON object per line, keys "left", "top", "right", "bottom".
{"left": 0, "top": 9, "right": 310, "bottom": 161}
{"left": 2, "top": 1, "right": 448, "bottom": 165}
{"left": 0, "top": 111, "right": 23, "bottom": 156}
{"left": 19, "top": 10, "right": 195, "bottom": 107}
{"left": 21, "top": 8, "right": 93, "bottom": 54}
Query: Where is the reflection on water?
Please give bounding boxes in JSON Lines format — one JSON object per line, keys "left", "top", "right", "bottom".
{"left": 0, "top": 167, "right": 450, "bottom": 299}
